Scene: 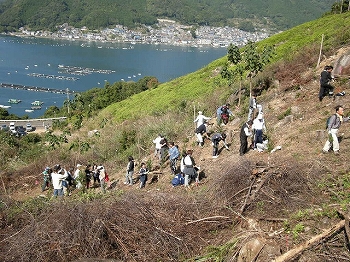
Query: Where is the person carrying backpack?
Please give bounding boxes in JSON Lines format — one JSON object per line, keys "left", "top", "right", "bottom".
{"left": 322, "top": 105, "right": 349, "bottom": 154}
{"left": 180, "top": 149, "right": 198, "bottom": 187}
{"left": 41, "top": 167, "right": 52, "bottom": 192}
{"left": 168, "top": 142, "right": 180, "bottom": 174}
{"left": 216, "top": 104, "right": 233, "bottom": 126}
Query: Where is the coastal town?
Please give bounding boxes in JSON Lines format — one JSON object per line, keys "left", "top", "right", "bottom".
{"left": 16, "top": 19, "right": 270, "bottom": 47}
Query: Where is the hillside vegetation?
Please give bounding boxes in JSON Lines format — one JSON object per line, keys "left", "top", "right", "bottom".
{"left": 1, "top": 11, "right": 350, "bottom": 262}
{"left": 0, "top": 0, "right": 337, "bottom": 32}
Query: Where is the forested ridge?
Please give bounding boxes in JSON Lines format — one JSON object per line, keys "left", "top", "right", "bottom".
{"left": 0, "top": 0, "right": 337, "bottom": 33}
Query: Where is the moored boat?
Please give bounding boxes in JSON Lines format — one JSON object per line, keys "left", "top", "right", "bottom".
{"left": 31, "top": 100, "right": 44, "bottom": 106}
{"left": 31, "top": 106, "right": 42, "bottom": 110}
{"left": 8, "top": 99, "right": 21, "bottom": 104}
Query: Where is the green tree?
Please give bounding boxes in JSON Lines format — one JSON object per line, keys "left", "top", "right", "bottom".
{"left": 242, "top": 41, "right": 274, "bottom": 97}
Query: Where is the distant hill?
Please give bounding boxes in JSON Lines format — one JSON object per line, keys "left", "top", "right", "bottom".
{"left": 0, "top": 0, "right": 337, "bottom": 33}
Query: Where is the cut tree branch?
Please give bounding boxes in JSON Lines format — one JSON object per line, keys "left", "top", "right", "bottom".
{"left": 273, "top": 220, "right": 347, "bottom": 262}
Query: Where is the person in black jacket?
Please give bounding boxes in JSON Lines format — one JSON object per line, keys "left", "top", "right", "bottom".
{"left": 211, "top": 132, "right": 229, "bottom": 158}
{"left": 240, "top": 120, "right": 253, "bottom": 156}
{"left": 319, "top": 65, "right": 334, "bottom": 101}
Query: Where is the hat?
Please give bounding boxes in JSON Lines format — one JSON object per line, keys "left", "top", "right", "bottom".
{"left": 76, "top": 164, "right": 82, "bottom": 168}
{"left": 198, "top": 111, "right": 203, "bottom": 115}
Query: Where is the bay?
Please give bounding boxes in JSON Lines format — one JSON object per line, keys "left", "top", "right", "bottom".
{"left": 0, "top": 35, "right": 227, "bottom": 118}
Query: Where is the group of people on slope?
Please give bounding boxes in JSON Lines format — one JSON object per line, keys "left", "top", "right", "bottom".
{"left": 193, "top": 95, "right": 267, "bottom": 157}
{"left": 41, "top": 163, "right": 108, "bottom": 197}
{"left": 318, "top": 65, "right": 349, "bottom": 154}
{"left": 124, "top": 156, "right": 150, "bottom": 189}
{"left": 125, "top": 146, "right": 198, "bottom": 189}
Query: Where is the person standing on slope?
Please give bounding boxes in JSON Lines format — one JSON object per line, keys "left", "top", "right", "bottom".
{"left": 319, "top": 65, "right": 335, "bottom": 102}
{"left": 194, "top": 111, "right": 211, "bottom": 128}
{"left": 323, "top": 105, "right": 349, "bottom": 154}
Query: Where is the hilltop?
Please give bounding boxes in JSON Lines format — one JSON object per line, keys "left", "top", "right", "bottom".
{"left": 1, "top": 11, "right": 350, "bottom": 262}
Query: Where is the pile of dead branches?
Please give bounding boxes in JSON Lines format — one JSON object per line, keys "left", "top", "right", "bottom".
{"left": 0, "top": 190, "right": 233, "bottom": 262}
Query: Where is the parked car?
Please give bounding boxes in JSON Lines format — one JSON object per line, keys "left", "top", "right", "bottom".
{"left": 0, "top": 124, "right": 9, "bottom": 131}
{"left": 16, "top": 127, "right": 27, "bottom": 137}
{"left": 26, "top": 123, "right": 33, "bottom": 132}
{"left": 9, "top": 122, "right": 15, "bottom": 131}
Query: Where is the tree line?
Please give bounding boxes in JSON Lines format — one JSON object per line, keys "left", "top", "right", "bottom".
{"left": 0, "top": 0, "right": 337, "bottom": 33}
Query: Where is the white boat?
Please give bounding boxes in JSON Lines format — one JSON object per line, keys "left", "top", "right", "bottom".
{"left": 31, "top": 100, "right": 44, "bottom": 106}
{"left": 0, "top": 105, "right": 11, "bottom": 109}
{"left": 25, "top": 109, "right": 34, "bottom": 113}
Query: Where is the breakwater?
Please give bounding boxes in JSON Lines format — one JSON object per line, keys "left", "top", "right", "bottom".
{"left": 0, "top": 83, "right": 77, "bottom": 94}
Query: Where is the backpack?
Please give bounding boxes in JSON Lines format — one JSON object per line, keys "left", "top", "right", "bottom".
{"left": 326, "top": 114, "right": 336, "bottom": 129}
{"left": 171, "top": 173, "right": 184, "bottom": 186}
{"left": 221, "top": 106, "right": 228, "bottom": 115}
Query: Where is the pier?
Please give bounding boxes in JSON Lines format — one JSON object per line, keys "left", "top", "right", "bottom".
{"left": 0, "top": 83, "right": 77, "bottom": 95}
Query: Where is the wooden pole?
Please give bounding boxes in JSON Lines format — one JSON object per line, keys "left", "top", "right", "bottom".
{"left": 317, "top": 34, "right": 324, "bottom": 68}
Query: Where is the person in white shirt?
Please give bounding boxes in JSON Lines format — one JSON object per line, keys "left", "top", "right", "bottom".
{"left": 180, "top": 149, "right": 198, "bottom": 187}
{"left": 194, "top": 111, "right": 211, "bottom": 128}
{"left": 51, "top": 164, "right": 68, "bottom": 197}
{"left": 252, "top": 113, "right": 266, "bottom": 149}
{"left": 74, "top": 164, "right": 83, "bottom": 189}
{"left": 153, "top": 134, "right": 163, "bottom": 160}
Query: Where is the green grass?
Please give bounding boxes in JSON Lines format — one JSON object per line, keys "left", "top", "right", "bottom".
{"left": 99, "top": 12, "right": 350, "bottom": 125}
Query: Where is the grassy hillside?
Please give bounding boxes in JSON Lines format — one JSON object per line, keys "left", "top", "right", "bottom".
{"left": 101, "top": 12, "right": 350, "bottom": 123}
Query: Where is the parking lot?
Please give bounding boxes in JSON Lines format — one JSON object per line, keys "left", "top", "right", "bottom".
{"left": 0, "top": 117, "right": 67, "bottom": 134}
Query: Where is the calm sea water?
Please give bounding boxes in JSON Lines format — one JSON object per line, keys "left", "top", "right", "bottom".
{"left": 0, "top": 35, "right": 227, "bottom": 118}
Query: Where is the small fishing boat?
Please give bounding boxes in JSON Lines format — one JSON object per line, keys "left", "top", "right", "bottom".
{"left": 8, "top": 99, "right": 21, "bottom": 104}
{"left": 31, "top": 100, "right": 44, "bottom": 106}
{"left": 0, "top": 105, "right": 11, "bottom": 109}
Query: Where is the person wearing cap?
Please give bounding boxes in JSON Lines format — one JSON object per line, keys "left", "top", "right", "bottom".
{"left": 180, "top": 149, "right": 198, "bottom": 187}
{"left": 41, "top": 167, "right": 52, "bottom": 192}
{"left": 51, "top": 164, "right": 68, "bottom": 197}
{"left": 252, "top": 113, "right": 266, "bottom": 149}
{"left": 240, "top": 120, "right": 253, "bottom": 156}
{"left": 194, "top": 111, "right": 211, "bottom": 128}
{"left": 211, "top": 132, "right": 229, "bottom": 158}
